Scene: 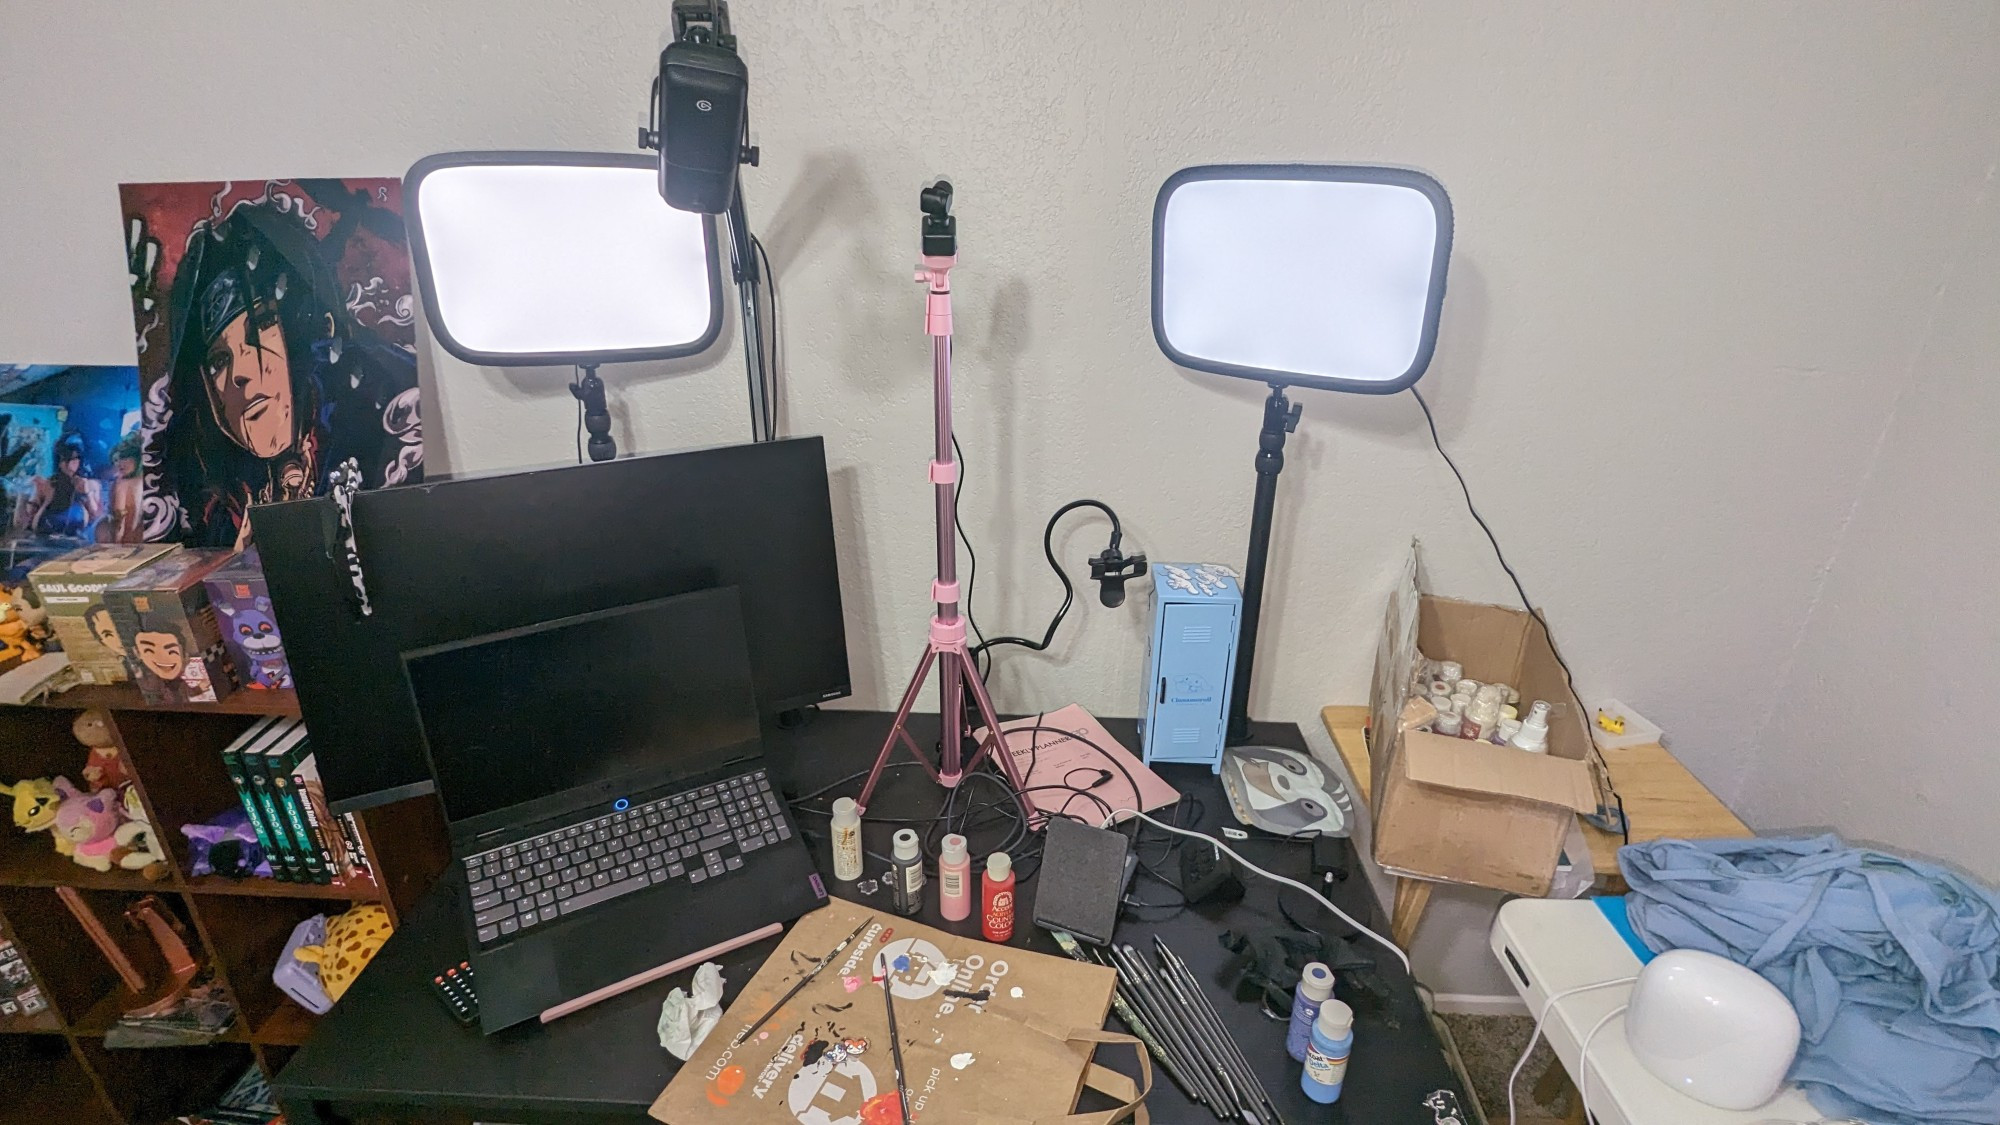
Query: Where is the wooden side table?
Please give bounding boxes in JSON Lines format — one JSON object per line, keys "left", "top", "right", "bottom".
{"left": 1318, "top": 705, "right": 1749, "bottom": 949}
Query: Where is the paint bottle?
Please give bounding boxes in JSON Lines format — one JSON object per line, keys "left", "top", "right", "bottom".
{"left": 1463, "top": 685, "right": 1503, "bottom": 741}
{"left": 1496, "top": 717, "right": 1523, "bottom": 746}
{"left": 889, "top": 829, "right": 924, "bottom": 916}
{"left": 939, "top": 833, "right": 972, "bottom": 921}
{"left": 1510, "top": 701, "right": 1552, "bottom": 753}
{"left": 1286, "top": 962, "right": 1335, "bottom": 1062}
{"left": 1432, "top": 700, "right": 1463, "bottom": 738}
{"left": 1300, "top": 998, "right": 1354, "bottom": 1104}
{"left": 981, "top": 852, "right": 1015, "bottom": 942}
{"left": 830, "top": 797, "right": 864, "bottom": 882}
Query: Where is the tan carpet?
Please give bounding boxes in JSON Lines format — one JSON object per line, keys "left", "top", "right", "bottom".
{"left": 1438, "top": 1012, "right": 1572, "bottom": 1122}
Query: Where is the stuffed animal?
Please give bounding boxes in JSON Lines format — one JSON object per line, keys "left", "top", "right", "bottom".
{"left": 180, "top": 808, "right": 271, "bottom": 879}
{"left": 293, "top": 904, "right": 393, "bottom": 1003}
{"left": 112, "top": 784, "right": 169, "bottom": 881}
{"left": 0, "top": 776, "right": 71, "bottom": 856}
{"left": 7, "top": 585, "right": 52, "bottom": 652}
{"left": 0, "top": 597, "right": 37, "bottom": 664}
{"left": 52, "top": 781, "right": 123, "bottom": 872}
{"left": 73, "top": 708, "right": 129, "bottom": 790}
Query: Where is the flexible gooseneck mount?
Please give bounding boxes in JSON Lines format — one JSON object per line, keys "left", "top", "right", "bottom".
{"left": 855, "top": 182, "right": 1027, "bottom": 814}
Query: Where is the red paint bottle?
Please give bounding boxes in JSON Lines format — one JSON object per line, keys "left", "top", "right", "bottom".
{"left": 981, "top": 851, "right": 1015, "bottom": 942}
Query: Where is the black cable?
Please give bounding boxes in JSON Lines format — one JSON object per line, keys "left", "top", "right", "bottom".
{"left": 752, "top": 234, "right": 780, "bottom": 438}
{"left": 950, "top": 434, "right": 990, "bottom": 673}
{"left": 1411, "top": 386, "right": 1629, "bottom": 841}
{"left": 571, "top": 366, "right": 585, "bottom": 465}
{"left": 969, "top": 500, "right": 1125, "bottom": 665}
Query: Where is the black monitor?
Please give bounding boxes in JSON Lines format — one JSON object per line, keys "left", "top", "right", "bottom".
{"left": 408, "top": 588, "right": 761, "bottom": 830}
{"left": 254, "top": 436, "right": 850, "bottom": 811}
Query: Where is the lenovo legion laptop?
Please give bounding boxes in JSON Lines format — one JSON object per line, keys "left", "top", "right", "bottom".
{"left": 404, "top": 587, "right": 825, "bottom": 1033}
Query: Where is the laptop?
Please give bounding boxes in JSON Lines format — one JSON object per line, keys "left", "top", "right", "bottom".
{"left": 404, "top": 586, "right": 827, "bottom": 1033}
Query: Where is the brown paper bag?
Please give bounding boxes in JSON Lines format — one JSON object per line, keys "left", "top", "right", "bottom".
{"left": 651, "top": 898, "right": 1150, "bottom": 1125}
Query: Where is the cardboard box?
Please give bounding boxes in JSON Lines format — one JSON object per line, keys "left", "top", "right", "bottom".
{"left": 103, "top": 549, "right": 239, "bottom": 704}
{"left": 201, "top": 548, "right": 292, "bottom": 691}
{"left": 27, "top": 544, "right": 181, "bottom": 685}
{"left": 1367, "top": 545, "right": 1598, "bottom": 896}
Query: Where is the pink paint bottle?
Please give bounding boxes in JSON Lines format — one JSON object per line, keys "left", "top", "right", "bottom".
{"left": 939, "top": 834, "right": 972, "bottom": 921}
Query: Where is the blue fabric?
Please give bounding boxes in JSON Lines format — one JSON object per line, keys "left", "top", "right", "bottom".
{"left": 1621, "top": 835, "right": 2000, "bottom": 1125}
{"left": 1591, "top": 895, "right": 1656, "bottom": 965}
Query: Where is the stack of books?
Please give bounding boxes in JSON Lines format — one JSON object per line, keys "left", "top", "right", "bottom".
{"left": 217, "top": 718, "right": 374, "bottom": 886}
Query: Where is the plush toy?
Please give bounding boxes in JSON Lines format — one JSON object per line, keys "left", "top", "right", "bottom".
{"left": 0, "top": 776, "right": 71, "bottom": 856}
{"left": 293, "top": 904, "right": 394, "bottom": 1003}
{"left": 113, "top": 784, "right": 170, "bottom": 881}
{"left": 7, "top": 585, "right": 52, "bottom": 652}
{"left": 0, "top": 598, "right": 37, "bottom": 664}
{"left": 52, "top": 781, "right": 124, "bottom": 872}
{"left": 73, "top": 709, "right": 129, "bottom": 790}
{"left": 180, "top": 808, "right": 272, "bottom": 879}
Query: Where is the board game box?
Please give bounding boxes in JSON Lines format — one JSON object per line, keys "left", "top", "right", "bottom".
{"left": 27, "top": 543, "right": 181, "bottom": 684}
{"left": 103, "top": 548, "right": 239, "bottom": 704}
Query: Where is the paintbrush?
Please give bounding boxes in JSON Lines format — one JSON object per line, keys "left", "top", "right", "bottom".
{"left": 731, "top": 916, "right": 875, "bottom": 1047}
{"left": 880, "top": 952, "right": 913, "bottom": 1125}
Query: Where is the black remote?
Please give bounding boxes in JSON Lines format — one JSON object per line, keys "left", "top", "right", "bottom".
{"left": 431, "top": 960, "right": 477, "bottom": 1025}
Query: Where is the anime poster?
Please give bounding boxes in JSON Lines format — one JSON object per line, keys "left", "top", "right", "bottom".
{"left": 120, "top": 179, "right": 422, "bottom": 548}
{"left": 0, "top": 365, "right": 145, "bottom": 576}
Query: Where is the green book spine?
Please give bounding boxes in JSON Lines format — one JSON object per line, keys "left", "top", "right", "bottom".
{"left": 245, "top": 735, "right": 300, "bottom": 881}
{"left": 278, "top": 745, "right": 332, "bottom": 885}
{"left": 218, "top": 718, "right": 284, "bottom": 881}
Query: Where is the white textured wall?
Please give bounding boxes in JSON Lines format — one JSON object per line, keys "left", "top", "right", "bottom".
{"left": 1743, "top": 163, "right": 2000, "bottom": 881}
{"left": 4, "top": 1, "right": 1997, "bottom": 996}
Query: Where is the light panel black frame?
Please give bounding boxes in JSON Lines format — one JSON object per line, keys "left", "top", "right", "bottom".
{"left": 1151, "top": 163, "right": 1453, "bottom": 395}
{"left": 405, "top": 150, "right": 725, "bottom": 368}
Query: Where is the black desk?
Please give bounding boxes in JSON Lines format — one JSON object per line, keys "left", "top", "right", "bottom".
{"left": 275, "top": 712, "right": 1468, "bottom": 1123}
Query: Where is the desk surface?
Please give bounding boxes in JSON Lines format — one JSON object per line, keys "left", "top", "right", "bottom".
{"left": 1320, "top": 705, "right": 1749, "bottom": 883}
{"left": 277, "top": 710, "right": 1469, "bottom": 1123}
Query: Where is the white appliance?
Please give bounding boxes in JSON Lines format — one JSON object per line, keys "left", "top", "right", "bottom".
{"left": 1490, "top": 899, "right": 1823, "bottom": 1125}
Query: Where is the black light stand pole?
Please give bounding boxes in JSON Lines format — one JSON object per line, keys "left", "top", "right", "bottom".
{"left": 570, "top": 364, "right": 617, "bottom": 462}
{"left": 1228, "top": 383, "right": 1302, "bottom": 743}
{"left": 726, "top": 186, "right": 773, "bottom": 442}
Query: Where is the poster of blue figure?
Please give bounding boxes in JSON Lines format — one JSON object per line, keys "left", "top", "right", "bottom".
{"left": 0, "top": 365, "right": 145, "bottom": 578}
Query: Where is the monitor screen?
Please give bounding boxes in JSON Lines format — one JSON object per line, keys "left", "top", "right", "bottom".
{"left": 406, "top": 588, "right": 761, "bottom": 824}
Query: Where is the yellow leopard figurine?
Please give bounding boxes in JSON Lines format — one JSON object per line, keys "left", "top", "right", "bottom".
{"left": 294, "top": 904, "right": 394, "bottom": 1002}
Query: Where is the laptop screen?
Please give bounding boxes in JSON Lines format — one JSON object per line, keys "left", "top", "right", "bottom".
{"left": 405, "top": 588, "right": 761, "bottom": 824}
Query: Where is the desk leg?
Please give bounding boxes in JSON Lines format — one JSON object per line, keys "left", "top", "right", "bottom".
{"left": 1390, "top": 878, "right": 1433, "bottom": 950}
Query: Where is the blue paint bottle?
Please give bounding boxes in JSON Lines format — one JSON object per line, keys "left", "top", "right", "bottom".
{"left": 1300, "top": 998, "right": 1354, "bottom": 1104}
{"left": 1286, "top": 962, "right": 1335, "bottom": 1062}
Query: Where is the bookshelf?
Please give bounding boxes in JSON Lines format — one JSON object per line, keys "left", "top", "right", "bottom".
{"left": 0, "top": 685, "right": 449, "bottom": 1123}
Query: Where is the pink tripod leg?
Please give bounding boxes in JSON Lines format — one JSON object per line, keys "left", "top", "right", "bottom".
{"left": 857, "top": 643, "right": 943, "bottom": 813}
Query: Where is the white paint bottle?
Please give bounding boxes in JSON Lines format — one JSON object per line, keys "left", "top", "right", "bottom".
{"left": 830, "top": 797, "right": 864, "bottom": 882}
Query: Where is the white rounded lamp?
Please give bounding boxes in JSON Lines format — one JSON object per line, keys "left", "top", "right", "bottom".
{"left": 1624, "top": 949, "right": 1801, "bottom": 1110}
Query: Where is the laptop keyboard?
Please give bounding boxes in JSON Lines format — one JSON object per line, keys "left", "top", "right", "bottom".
{"left": 461, "top": 769, "right": 790, "bottom": 946}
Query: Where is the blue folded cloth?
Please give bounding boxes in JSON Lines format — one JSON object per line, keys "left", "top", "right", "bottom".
{"left": 1621, "top": 835, "right": 2000, "bottom": 1125}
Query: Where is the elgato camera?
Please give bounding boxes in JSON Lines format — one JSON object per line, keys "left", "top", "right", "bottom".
{"left": 642, "top": 0, "right": 755, "bottom": 215}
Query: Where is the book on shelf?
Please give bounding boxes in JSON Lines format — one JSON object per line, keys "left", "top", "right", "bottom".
{"left": 245, "top": 720, "right": 304, "bottom": 881}
{"left": 289, "top": 739, "right": 359, "bottom": 885}
{"left": 218, "top": 716, "right": 288, "bottom": 882}
{"left": 265, "top": 722, "right": 331, "bottom": 884}
{"left": 335, "top": 811, "right": 374, "bottom": 883}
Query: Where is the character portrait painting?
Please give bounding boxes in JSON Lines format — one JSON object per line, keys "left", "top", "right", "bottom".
{"left": 120, "top": 179, "right": 422, "bottom": 547}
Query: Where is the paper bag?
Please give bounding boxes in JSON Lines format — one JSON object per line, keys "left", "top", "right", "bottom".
{"left": 651, "top": 898, "right": 1150, "bottom": 1125}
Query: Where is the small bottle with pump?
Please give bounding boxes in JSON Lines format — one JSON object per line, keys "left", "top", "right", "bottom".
{"left": 1300, "top": 998, "right": 1354, "bottom": 1104}
{"left": 889, "top": 829, "right": 925, "bottom": 916}
{"left": 1510, "top": 701, "right": 1552, "bottom": 753}
{"left": 830, "top": 797, "right": 864, "bottom": 882}
{"left": 938, "top": 834, "right": 972, "bottom": 921}
{"left": 1286, "top": 962, "right": 1335, "bottom": 1062}
{"left": 981, "top": 852, "right": 1015, "bottom": 941}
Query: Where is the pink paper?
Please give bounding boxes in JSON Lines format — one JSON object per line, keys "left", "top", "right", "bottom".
{"left": 981, "top": 704, "right": 1179, "bottom": 827}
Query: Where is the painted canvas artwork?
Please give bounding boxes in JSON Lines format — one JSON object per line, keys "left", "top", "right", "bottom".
{"left": 0, "top": 364, "right": 145, "bottom": 578}
{"left": 119, "top": 179, "right": 423, "bottom": 548}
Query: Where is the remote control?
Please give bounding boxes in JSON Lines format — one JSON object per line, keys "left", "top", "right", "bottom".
{"left": 431, "top": 960, "right": 477, "bottom": 1025}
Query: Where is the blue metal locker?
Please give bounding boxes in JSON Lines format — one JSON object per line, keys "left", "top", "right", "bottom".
{"left": 1138, "top": 563, "right": 1242, "bottom": 771}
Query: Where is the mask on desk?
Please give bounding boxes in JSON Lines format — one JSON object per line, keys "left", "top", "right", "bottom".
{"left": 1220, "top": 746, "right": 1353, "bottom": 837}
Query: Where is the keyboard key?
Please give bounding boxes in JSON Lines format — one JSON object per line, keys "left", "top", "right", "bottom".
{"left": 474, "top": 902, "right": 516, "bottom": 927}
{"left": 470, "top": 892, "right": 501, "bottom": 911}
{"left": 697, "top": 795, "right": 720, "bottom": 810}
{"left": 501, "top": 844, "right": 517, "bottom": 857}
{"left": 609, "top": 865, "right": 628, "bottom": 881}
{"left": 765, "top": 831, "right": 779, "bottom": 846}
{"left": 559, "top": 873, "right": 650, "bottom": 915}
{"left": 726, "top": 855, "right": 744, "bottom": 871}
{"left": 614, "top": 848, "right": 632, "bottom": 866}
{"left": 476, "top": 925, "right": 498, "bottom": 944}
{"left": 536, "top": 890, "right": 556, "bottom": 908}
{"left": 469, "top": 878, "right": 494, "bottom": 896}
{"left": 646, "top": 853, "right": 665, "bottom": 870}
{"left": 592, "top": 872, "right": 611, "bottom": 887}
{"left": 667, "top": 861, "right": 685, "bottom": 877}
{"left": 519, "top": 908, "right": 539, "bottom": 927}
{"left": 650, "top": 869, "right": 674, "bottom": 885}
{"left": 689, "top": 869, "right": 708, "bottom": 884}
{"left": 680, "top": 844, "right": 699, "bottom": 860}
{"left": 698, "top": 833, "right": 732, "bottom": 853}
{"left": 494, "top": 872, "right": 515, "bottom": 889}
{"left": 499, "top": 918, "right": 519, "bottom": 935}
{"left": 741, "top": 836, "right": 764, "bottom": 853}
{"left": 777, "top": 825, "right": 791, "bottom": 841}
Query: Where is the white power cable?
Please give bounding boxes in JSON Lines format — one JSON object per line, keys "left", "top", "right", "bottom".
{"left": 1118, "top": 811, "right": 1411, "bottom": 974}
{"left": 1506, "top": 976, "right": 1638, "bottom": 1125}
{"left": 1577, "top": 1003, "right": 1628, "bottom": 1124}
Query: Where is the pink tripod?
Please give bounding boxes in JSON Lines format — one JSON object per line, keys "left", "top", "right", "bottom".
{"left": 855, "top": 182, "right": 1025, "bottom": 814}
